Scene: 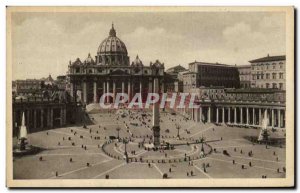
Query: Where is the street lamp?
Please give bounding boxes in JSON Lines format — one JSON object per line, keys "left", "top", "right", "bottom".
{"left": 176, "top": 124, "right": 181, "bottom": 139}
{"left": 200, "top": 135, "right": 206, "bottom": 152}
{"left": 116, "top": 127, "right": 121, "bottom": 139}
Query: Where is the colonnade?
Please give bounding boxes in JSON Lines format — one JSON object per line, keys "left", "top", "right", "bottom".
{"left": 189, "top": 106, "right": 285, "bottom": 129}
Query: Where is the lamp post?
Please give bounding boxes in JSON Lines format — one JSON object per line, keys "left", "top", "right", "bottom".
{"left": 124, "top": 139, "right": 129, "bottom": 163}
{"left": 116, "top": 127, "right": 121, "bottom": 140}
{"left": 176, "top": 124, "right": 181, "bottom": 139}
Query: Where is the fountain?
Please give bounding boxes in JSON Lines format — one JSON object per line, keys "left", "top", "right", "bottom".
{"left": 13, "top": 112, "right": 38, "bottom": 156}
{"left": 258, "top": 115, "right": 269, "bottom": 143}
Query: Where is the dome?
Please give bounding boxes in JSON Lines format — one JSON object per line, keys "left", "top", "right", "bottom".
{"left": 131, "top": 55, "right": 143, "bottom": 66}
{"left": 97, "top": 24, "right": 128, "bottom": 55}
{"left": 96, "top": 23, "right": 129, "bottom": 66}
{"left": 84, "top": 53, "right": 95, "bottom": 65}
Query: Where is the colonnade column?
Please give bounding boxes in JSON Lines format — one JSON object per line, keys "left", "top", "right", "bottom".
{"left": 240, "top": 107, "right": 243, "bottom": 124}
{"left": 40, "top": 109, "right": 44, "bottom": 128}
{"left": 246, "top": 107, "right": 249, "bottom": 125}
{"left": 50, "top": 108, "right": 53, "bottom": 128}
{"left": 93, "top": 81, "right": 97, "bottom": 103}
{"left": 271, "top": 109, "right": 275, "bottom": 127}
{"left": 222, "top": 107, "right": 225, "bottom": 123}
{"left": 82, "top": 81, "right": 87, "bottom": 104}
{"left": 234, "top": 107, "right": 237, "bottom": 124}
{"left": 278, "top": 109, "right": 281, "bottom": 128}
{"left": 33, "top": 110, "right": 37, "bottom": 129}
{"left": 228, "top": 107, "right": 231, "bottom": 123}
{"left": 252, "top": 108, "right": 255, "bottom": 125}
{"left": 216, "top": 108, "right": 219, "bottom": 123}
{"left": 60, "top": 108, "right": 64, "bottom": 126}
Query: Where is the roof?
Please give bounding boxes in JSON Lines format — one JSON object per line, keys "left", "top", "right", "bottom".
{"left": 249, "top": 55, "right": 286, "bottom": 63}
{"left": 237, "top": 65, "right": 251, "bottom": 69}
{"left": 189, "top": 61, "right": 236, "bottom": 68}
{"left": 166, "top": 65, "right": 186, "bottom": 72}
{"left": 225, "top": 88, "right": 285, "bottom": 94}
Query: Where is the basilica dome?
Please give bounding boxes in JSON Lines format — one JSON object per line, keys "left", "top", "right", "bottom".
{"left": 96, "top": 24, "right": 129, "bottom": 66}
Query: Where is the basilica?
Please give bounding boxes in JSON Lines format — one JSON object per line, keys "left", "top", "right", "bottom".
{"left": 67, "top": 24, "right": 165, "bottom": 104}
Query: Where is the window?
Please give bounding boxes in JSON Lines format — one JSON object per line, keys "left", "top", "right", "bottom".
{"left": 261, "top": 73, "right": 264, "bottom": 79}
{"left": 266, "top": 73, "right": 270, "bottom": 79}
{"left": 257, "top": 74, "right": 260, "bottom": 80}
{"left": 272, "top": 83, "right": 277, "bottom": 89}
{"left": 266, "top": 83, "right": 270, "bottom": 88}
{"left": 272, "top": 73, "right": 277, "bottom": 79}
{"left": 279, "top": 83, "right": 283, "bottom": 90}
{"left": 76, "top": 68, "right": 80, "bottom": 73}
{"left": 279, "top": 73, "right": 284, "bottom": 79}
{"left": 97, "top": 69, "right": 102, "bottom": 73}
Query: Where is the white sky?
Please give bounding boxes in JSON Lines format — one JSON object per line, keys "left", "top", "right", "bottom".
{"left": 11, "top": 11, "right": 286, "bottom": 80}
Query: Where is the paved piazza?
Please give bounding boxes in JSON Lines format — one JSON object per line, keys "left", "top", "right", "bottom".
{"left": 13, "top": 109, "right": 286, "bottom": 179}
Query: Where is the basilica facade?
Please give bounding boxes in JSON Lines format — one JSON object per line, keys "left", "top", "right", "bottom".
{"left": 67, "top": 24, "right": 165, "bottom": 104}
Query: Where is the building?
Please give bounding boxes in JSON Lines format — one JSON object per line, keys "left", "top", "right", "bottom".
{"left": 179, "top": 61, "right": 240, "bottom": 92}
{"left": 237, "top": 65, "right": 251, "bottom": 88}
{"left": 249, "top": 55, "right": 286, "bottom": 90}
{"left": 67, "top": 24, "right": 165, "bottom": 104}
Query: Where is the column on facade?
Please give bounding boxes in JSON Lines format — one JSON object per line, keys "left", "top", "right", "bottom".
{"left": 199, "top": 107, "right": 202, "bottom": 123}
{"left": 70, "top": 82, "right": 74, "bottom": 97}
{"left": 113, "top": 81, "right": 116, "bottom": 103}
{"left": 41, "top": 109, "right": 44, "bottom": 128}
{"left": 161, "top": 82, "right": 165, "bottom": 93}
{"left": 228, "top": 107, "right": 231, "bottom": 123}
{"left": 208, "top": 106, "right": 211, "bottom": 123}
{"left": 139, "top": 81, "right": 143, "bottom": 101}
{"left": 246, "top": 107, "right": 249, "bottom": 125}
{"left": 102, "top": 81, "right": 106, "bottom": 103}
{"left": 106, "top": 80, "right": 110, "bottom": 103}
{"left": 128, "top": 80, "right": 131, "bottom": 102}
{"left": 122, "top": 81, "right": 125, "bottom": 94}
{"left": 259, "top": 108, "right": 262, "bottom": 126}
{"left": 264, "top": 109, "right": 268, "bottom": 126}
{"left": 234, "top": 107, "right": 237, "bottom": 124}
{"left": 93, "top": 81, "right": 97, "bottom": 103}
{"left": 222, "top": 107, "right": 225, "bottom": 123}
{"left": 240, "top": 107, "right": 243, "bottom": 124}
{"left": 148, "top": 79, "right": 153, "bottom": 93}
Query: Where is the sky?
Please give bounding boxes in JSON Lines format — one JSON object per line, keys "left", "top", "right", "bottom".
{"left": 11, "top": 11, "right": 286, "bottom": 80}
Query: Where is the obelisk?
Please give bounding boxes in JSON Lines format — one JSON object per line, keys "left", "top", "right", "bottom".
{"left": 152, "top": 77, "right": 160, "bottom": 147}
